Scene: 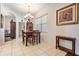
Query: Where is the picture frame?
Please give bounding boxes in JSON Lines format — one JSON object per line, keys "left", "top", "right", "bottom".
{"left": 56, "top": 3, "right": 78, "bottom": 25}
{"left": 0, "top": 14, "right": 3, "bottom": 28}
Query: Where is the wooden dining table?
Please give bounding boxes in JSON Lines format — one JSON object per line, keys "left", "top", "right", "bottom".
{"left": 22, "top": 30, "right": 40, "bottom": 46}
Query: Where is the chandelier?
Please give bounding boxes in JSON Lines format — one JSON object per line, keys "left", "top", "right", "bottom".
{"left": 24, "top": 5, "right": 34, "bottom": 20}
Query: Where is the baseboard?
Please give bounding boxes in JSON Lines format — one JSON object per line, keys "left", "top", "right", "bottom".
{"left": 75, "top": 54, "right": 79, "bottom": 56}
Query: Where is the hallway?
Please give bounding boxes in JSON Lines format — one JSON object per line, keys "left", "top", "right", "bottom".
{"left": 0, "top": 3, "right": 79, "bottom": 56}
{"left": 0, "top": 39, "right": 66, "bottom": 56}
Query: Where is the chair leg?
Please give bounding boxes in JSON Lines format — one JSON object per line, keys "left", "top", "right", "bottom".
{"left": 32, "top": 37, "right": 35, "bottom": 45}
{"left": 26, "top": 38, "right": 28, "bottom": 46}
{"left": 36, "top": 39, "right": 38, "bottom": 44}
{"left": 22, "top": 37, "right": 24, "bottom": 44}
{"left": 35, "top": 37, "right": 38, "bottom": 45}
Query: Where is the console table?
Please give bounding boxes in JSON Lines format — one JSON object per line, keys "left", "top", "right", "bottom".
{"left": 56, "top": 35, "right": 76, "bottom": 55}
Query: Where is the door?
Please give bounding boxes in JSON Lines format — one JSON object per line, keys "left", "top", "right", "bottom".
{"left": 10, "top": 20, "right": 16, "bottom": 39}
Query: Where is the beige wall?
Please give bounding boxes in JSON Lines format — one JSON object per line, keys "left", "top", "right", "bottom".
{"left": 0, "top": 3, "right": 4, "bottom": 45}
{"left": 0, "top": 3, "right": 1, "bottom": 14}
{"left": 35, "top": 3, "right": 79, "bottom": 55}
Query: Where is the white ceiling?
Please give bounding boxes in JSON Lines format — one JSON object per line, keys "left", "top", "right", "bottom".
{"left": 3, "top": 3, "right": 52, "bottom": 16}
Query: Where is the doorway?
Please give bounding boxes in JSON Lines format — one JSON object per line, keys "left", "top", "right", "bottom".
{"left": 5, "top": 15, "right": 16, "bottom": 42}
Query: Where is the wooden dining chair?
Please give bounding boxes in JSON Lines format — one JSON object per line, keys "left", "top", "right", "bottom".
{"left": 22, "top": 30, "right": 26, "bottom": 44}
{"left": 33, "top": 30, "right": 40, "bottom": 44}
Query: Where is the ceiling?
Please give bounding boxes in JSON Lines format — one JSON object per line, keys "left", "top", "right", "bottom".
{"left": 2, "top": 3, "right": 52, "bottom": 16}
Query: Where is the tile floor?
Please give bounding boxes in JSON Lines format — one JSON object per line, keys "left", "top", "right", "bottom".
{"left": 0, "top": 38, "right": 66, "bottom": 56}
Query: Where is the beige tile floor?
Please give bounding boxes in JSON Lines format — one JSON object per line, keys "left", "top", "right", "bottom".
{"left": 0, "top": 38, "right": 66, "bottom": 56}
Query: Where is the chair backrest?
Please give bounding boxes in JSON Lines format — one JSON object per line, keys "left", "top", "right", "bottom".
{"left": 26, "top": 21, "right": 33, "bottom": 31}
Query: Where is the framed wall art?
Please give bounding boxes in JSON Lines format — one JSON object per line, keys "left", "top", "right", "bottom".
{"left": 56, "top": 3, "right": 78, "bottom": 25}
{"left": 0, "top": 14, "right": 3, "bottom": 28}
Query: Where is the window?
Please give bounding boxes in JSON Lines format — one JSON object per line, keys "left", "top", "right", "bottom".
{"left": 34, "top": 14, "right": 48, "bottom": 32}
